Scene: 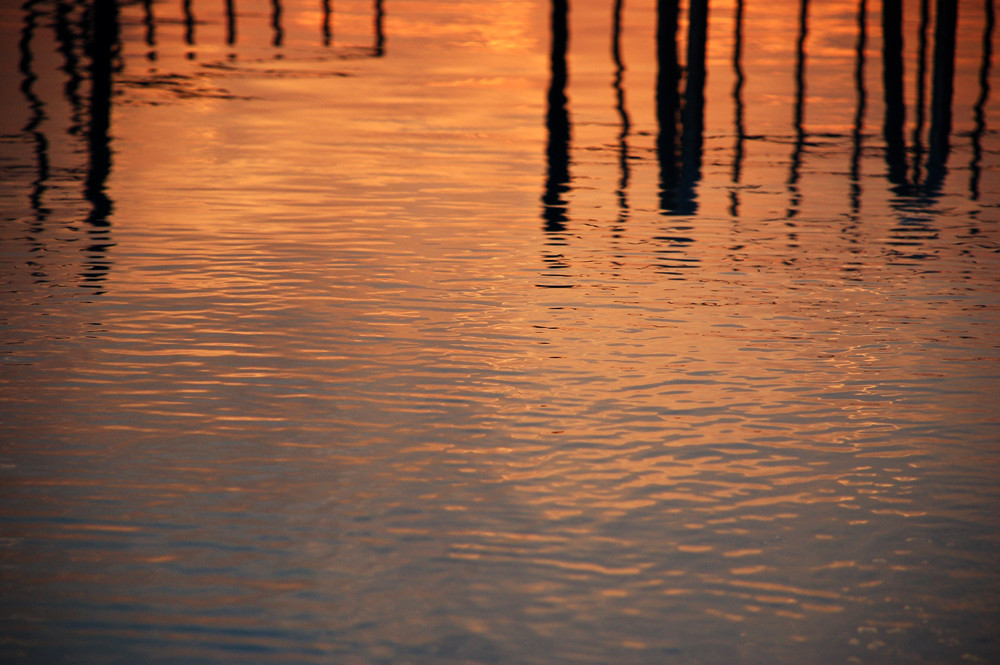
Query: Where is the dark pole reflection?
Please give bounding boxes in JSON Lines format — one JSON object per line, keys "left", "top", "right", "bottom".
{"left": 373, "top": 0, "right": 385, "bottom": 57}
{"left": 850, "top": 0, "right": 867, "bottom": 214}
{"left": 56, "top": 0, "right": 86, "bottom": 138}
{"left": 925, "top": 0, "right": 957, "bottom": 194}
{"left": 542, "top": 0, "right": 570, "bottom": 233}
{"left": 142, "top": 0, "right": 156, "bottom": 59}
{"left": 612, "top": 0, "right": 630, "bottom": 220}
{"left": 271, "top": 0, "right": 283, "bottom": 48}
{"left": 322, "top": 0, "right": 332, "bottom": 47}
{"left": 226, "top": 0, "right": 236, "bottom": 46}
{"left": 786, "top": 0, "right": 808, "bottom": 221}
{"left": 656, "top": 0, "right": 680, "bottom": 213}
{"left": 911, "top": 0, "right": 930, "bottom": 182}
{"left": 729, "top": 0, "right": 745, "bottom": 218}
{"left": 970, "top": 0, "right": 994, "bottom": 200}
{"left": 677, "top": 0, "right": 708, "bottom": 215}
{"left": 82, "top": 0, "right": 118, "bottom": 289}
{"left": 19, "top": 0, "right": 50, "bottom": 227}
{"left": 84, "top": 0, "right": 116, "bottom": 229}
{"left": 881, "top": 0, "right": 907, "bottom": 189}
{"left": 182, "top": 0, "right": 194, "bottom": 47}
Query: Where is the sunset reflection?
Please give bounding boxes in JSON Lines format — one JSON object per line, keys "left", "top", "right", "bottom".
{"left": 1, "top": 1, "right": 998, "bottom": 664}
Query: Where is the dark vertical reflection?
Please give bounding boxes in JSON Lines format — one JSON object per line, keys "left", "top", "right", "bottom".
{"left": 677, "top": 0, "right": 708, "bottom": 215}
{"left": 543, "top": 0, "right": 570, "bottom": 233}
{"left": 84, "top": 0, "right": 116, "bottom": 227}
{"left": 881, "top": 0, "right": 907, "bottom": 188}
{"left": 786, "top": 0, "right": 808, "bottom": 221}
{"left": 226, "top": 0, "right": 236, "bottom": 46}
{"left": 373, "top": 0, "right": 384, "bottom": 57}
{"left": 55, "top": 0, "right": 85, "bottom": 138}
{"left": 182, "top": 0, "right": 194, "bottom": 46}
{"left": 729, "top": 0, "right": 745, "bottom": 218}
{"left": 611, "top": 0, "right": 630, "bottom": 219}
{"left": 656, "top": 0, "right": 680, "bottom": 212}
{"left": 849, "top": 0, "right": 867, "bottom": 214}
{"left": 925, "top": 0, "right": 957, "bottom": 194}
{"left": 142, "top": 0, "right": 156, "bottom": 59}
{"left": 19, "top": 0, "right": 50, "bottom": 227}
{"left": 82, "top": 0, "right": 117, "bottom": 289}
{"left": 271, "top": 0, "right": 283, "bottom": 47}
{"left": 322, "top": 0, "right": 332, "bottom": 47}
{"left": 911, "top": 0, "right": 930, "bottom": 182}
{"left": 970, "top": 0, "right": 994, "bottom": 200}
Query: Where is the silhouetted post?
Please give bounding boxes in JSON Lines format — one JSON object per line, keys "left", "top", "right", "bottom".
{"left": 970, "top": 0, "right": 994, "bottom": 199}
{"left": 612, "top": 0, "right": 630, "bottom": 215}
{"left": 925, "top": 0, "right": 957, "bottom": 191}
{"left": 656, "top": 0, "right": 680, "bottom": 212}
{"left": 85, "top": 0, "right": 117, "bottom": 227}
{"left": 850, "top": 0, "right": 867, "bottom": 213}
{"left": 881, "top": 0, "right": 906, "bottom": 187}
{"left": 678, "top": 0, "right": 708, "bottom": 214}
{"left": 373, "top": 0, "right": 384, "bottom": 57}
{"left": 729, "top": 0, "right": 744, "bottom": 217}
{"left": 543, "top": 0, "right": 570, "bottom": 232}
{"left": 787, "top": 0, "right": 808, "bottom": 219}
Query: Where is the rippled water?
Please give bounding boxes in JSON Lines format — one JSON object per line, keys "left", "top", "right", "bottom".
{"left": 2, "top": 0, "right": 999, "bottom": 663}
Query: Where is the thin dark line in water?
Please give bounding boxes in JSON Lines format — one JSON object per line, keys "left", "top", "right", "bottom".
{"left": 882, "top": 0, "right": 907, "bottom": 190}
{"left": 19, "top": 0, "right": 50, "bottom": 228}
{"left": 786, "top": 0, "right": 808, "bottom": 219}
{"left": 373, "top": 0, "right": 384, "bottom": 57}
{"left": 911, "top": 0, "right": 930, "bottom": 183}
{"left": 970, "top": 0, "right": 994, "bottom": 200}
{"left": 543, "top": 0, "right": 570, "bottom": 234}
{"left": 271, "top": 0, "right": 283, "bottom": 48}
{"left": 656, "top": 0, "right": 680, "bottom": 213}
{"left": 55, "top": 0, "right": 85, "bottom": 137}
{"left": 226, "top": 0, "right": 236, "bottom": 46}
{"left": 322, "top": 0, "right": 332, "bottom": 47}
{"left": 182, "top": 0, "right": 194, "bottom": 46}
{"left": 729, "top": 0, "right": 745, "bottom": 219}
{"left": 925, "top": 0, "right": 957, "bottom": 195}
{"left": 611, "top": 0, "right": 630, "bottom": 220}
{"left": 678, "top": 0, "right": 708, "bottom": 216}
{"left": 849, "top": 0, "right": 867, "bottom": 215}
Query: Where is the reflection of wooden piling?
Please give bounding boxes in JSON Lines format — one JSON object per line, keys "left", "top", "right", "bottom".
{"left": 729, "top": 0, "right": 744, "bottom": 217}
{"left": 970, "top": 0, "right": 994, "bottom": 199}
{"left": 373, "top": 0, "right": 385, "bottom": 57}
{"left": 543, "top": 0, "right": 570, "bottom": 232}
{"left": 226, "top": 0, "right": 236, "bottom": 46}
{"left": 926, "top": 0, "right": 957, "bottom": 189}
{"left": 786, "top": 0, "right": 808, "bottom": 218}
{"left": 271, "top": 0, "right": 283, "bottom": 47}
{"left": 183, "top": 0, "right": 194, "bottom": 46}
{"left": 656, "top": 0, "right": 680, "bottom": 212}
{"left": 323, "top": 0, "right": 332, "bottom": 47}
{"left": 677, "top": 0, "right": 707, "bottom": 214}
{"left": 85, "top": 0, "right": 116, "bottom": 227}
{"left": 850, "top": 0, "right": 867, "bottom": 213}
{"left": 881, "top": 0, "right": 906, "bottom": 187}
{"left": 611, "top": 0, "right": 630, "bottom": 216}
{"left": 911, "top": 0, "right": 930, "bottom": 181}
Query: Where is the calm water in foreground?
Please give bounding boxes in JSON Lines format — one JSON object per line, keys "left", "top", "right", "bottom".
{"left": 2, "top": 0, "right": 999, "bottom": 663}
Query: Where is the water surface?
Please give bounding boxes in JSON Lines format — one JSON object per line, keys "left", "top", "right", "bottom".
{"left": 2, "top": 0, "right": 999, "bottom": 663}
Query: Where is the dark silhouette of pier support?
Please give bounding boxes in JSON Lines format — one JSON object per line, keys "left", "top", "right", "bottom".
{"left": 543, "top": 0, "right": 570, "bottom": 232}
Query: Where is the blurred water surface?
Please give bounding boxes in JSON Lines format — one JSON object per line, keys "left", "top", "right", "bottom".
{"left": 1, "top": 0, "right": 999, "bottom": 663}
